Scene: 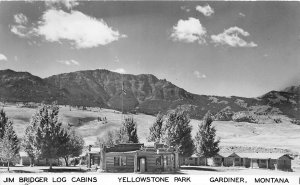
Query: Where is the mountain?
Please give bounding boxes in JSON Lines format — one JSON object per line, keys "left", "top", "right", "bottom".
{"left": 0, "top": 69, "right": 299, "bottom": 120}
{"left": 0, "top": 69, "right": 65, "bottom": 103}
{"left": 259, "top": 89, "right": 299, "bottom": 119}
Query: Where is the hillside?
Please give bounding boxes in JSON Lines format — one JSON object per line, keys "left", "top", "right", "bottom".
{"left": 3, "top": 105, "right": 300, "bottom": 154}
{"left": 0, "top": 69, "right": 299, "bottom": 120}
{"left": 0, "top": 69, "right": 65, "bottom": 103}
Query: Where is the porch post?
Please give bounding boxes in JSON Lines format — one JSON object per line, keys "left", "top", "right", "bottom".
{"left": 87, "top": 153, "right": 91, "bottom": 168}
{"left": 100, "top": 146, "right": 106, "bottom": 172}
{"left": 174, "top": 152, "right": 179, "bottom": 171}
{"left": 134, "top": 152, "right": 138, "bottom": 173}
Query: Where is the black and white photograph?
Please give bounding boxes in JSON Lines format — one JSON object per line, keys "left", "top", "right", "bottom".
{"left": 0, "top": 0, "right": 300, "bottom": 183}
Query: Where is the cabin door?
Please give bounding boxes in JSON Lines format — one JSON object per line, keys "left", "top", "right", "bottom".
{"left": 163, "top": 156, "right": 168, "bottom": 171}
{"left": 252, "top": 159, "right": 259, "bottom": 168}
{"left": 139, "top": 158, "right": 146, "bottom": 173}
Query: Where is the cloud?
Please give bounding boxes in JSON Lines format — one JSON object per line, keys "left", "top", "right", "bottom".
{"left": 11, "top": 9, "right": 126, "bottom": 49}
{"left": 0, "top": 54, "right": 7, "bottom": 61}
{"left": 10, "top": 13, "right": 34, "bottom": 38}
{"left": 10, "top": 25, "right": 29, "bottom": 38}
{"left": 180, "top": 6, "right": 191, "bottom": 12}
{"left": 112, "top": 68, "right": 126, "bottom": 74}
{"left": 114, "top": 56, "right": 120, "bottom": 63}
{"left": 57, "top": 59, "right": 80, "bottom": 66}
{"left": 193, "top": 71, "right": 206, "bottom": 79}
{"left": 14, "top": 13, "right": 28, "bottom": 24}
{"left": 263, "top": 54, "right": 269, "bottom": 57}
{"left": 211, "top": 27, "right": 257, "bottom": 47}
{"left": 38, "top": 9, "right": 127, "bottom": 48}
{"left": 171, "top": 17, "right": 207, "bottom": 44}
{"left": 45, "top": 0, "right": 79, "bottom": 10}
{"left": 196, "top": 4, "right": 214, "bottom": 16}
{"left": 239, "top": 12, "right": 246, "bottom": 17}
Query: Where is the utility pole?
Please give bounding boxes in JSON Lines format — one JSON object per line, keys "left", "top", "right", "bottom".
{"left": 121, "top": 73, "right": 126, "bottom": 121}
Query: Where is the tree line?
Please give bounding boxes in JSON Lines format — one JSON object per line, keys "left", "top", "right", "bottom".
{"left": 1, "top": 102, "right": 220, "bottom": 171}
{"left": 147, "top": 109, "right": 220, "bottom": 161}
{"left": 97, "top": 108, "right": 220, "bottom": 162}
{"left": 0, "top": 103, "right": 84, "bottom": 171}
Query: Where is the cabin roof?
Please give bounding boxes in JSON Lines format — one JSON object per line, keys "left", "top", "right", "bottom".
{"left": 218, "top": 153, "right": 235, "bottom": 157}
{"left": 106, "top": 151, "right": 137, "bottom": 155}
{"left": 236, "top": 153, "right": 292, "bottom": 159}
{"left": 106, "top": 143, "right": 144, "bottom": 152}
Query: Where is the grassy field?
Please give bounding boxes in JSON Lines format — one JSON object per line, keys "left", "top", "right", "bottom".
{"left": 1, "top": 166, "right": 300, "bottom": 174}
{"left": 2, "top": 104, "right": 300, "bottom": 155}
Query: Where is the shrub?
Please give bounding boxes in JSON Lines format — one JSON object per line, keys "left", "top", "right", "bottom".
{"left": 232, "top": 112, "right": 257, "bottom": 123}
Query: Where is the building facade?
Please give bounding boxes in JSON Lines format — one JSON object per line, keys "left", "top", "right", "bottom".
{"left": 236, "top": 153, "right": 292, "bottom": 171}
{"left": 180, "top": 152, "right": 292, "bottom": 171}
{"left": 87, "top": 143, "right": 179, "bottom": 173}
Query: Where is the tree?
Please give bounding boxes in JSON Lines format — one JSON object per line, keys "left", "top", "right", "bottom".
{"left": 95, "top": 130, "right": 123, "bottom": 147}
{"left": 0, "top": 109, "right": 8, "bottom": 139}
{"left": 22, "top": 111, "right": 42, "bottom": 166}
{"left": 0, "top": 121, "right": 19, "bottom": 171}
{"left": 148, "top": 113, "right": 163, "bottom": 142}
{"left": 95, "top": 117, "right": 138, "bottom": 147}
{"left": 122, "top": 117, "right": 139, "bottom": 143}
{"left": 57, "top": 129, "right": 84, "bottom": 166}
{"left": 34, "top": 103, "right": 69, "bottom": 169}
{"left": 194, "top": 111, "right": 220, "bottom": 165}
{"left": 162, "top": 110, "right": 194, "bottom": 157}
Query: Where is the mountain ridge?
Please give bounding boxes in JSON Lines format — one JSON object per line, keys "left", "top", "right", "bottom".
{"left": 0, "top": 69, "right": 299, "bottom": 120}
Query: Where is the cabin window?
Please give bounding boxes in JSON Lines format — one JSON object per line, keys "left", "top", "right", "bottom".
{"left": 260, "top": 160, "right": 266, "bottom": 164}
{"left": 166, "top": 156, "right": 169, "bottom": 165}
{"left": 156, "top": 156, "right": 162, "bottom": 165}
{"left": 215, "top": 158, "right": 220, "bottom": 161}
{"left": 114, "top": 157, "right": 120, "bottom": 166}
{"left": 121, "top": 156, "right": 127, "bottom": 166}
{"left": 235, "top": 158, "right": 239, "bottom": 162}
{"left": 114, "top": 156, "right": 127, "bottom": 166}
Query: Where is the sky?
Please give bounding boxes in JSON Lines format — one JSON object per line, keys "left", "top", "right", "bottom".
{"left": 0, "top": 1, "right": 300, "bottom": 98}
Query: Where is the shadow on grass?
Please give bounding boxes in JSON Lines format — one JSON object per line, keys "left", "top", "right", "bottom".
{"left": 10, "top": 170, "right": 38, "bottom": 173}
{"left": 43, "top": 168, "right": 88, "bottom": 173}
{"left": 180, "top": 166, "right": 218, "bottom": 172}
{"left": 102, "top": 170, "right": 185, "bottom": 174}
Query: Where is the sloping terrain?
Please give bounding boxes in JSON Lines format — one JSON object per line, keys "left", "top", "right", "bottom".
{"left": 3, "top": 105, "right": 300, "bottom": 154}
{"left": 0, "top": 69, "right": 299, "bottom": 120}
{"left": 0, "top": 69, "right": 65, "bottom": 103}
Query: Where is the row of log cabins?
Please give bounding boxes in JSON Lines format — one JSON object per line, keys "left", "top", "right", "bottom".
{"left": 15, "top": 143, "right": 293, "bottom": 173}
{"left": 86, "top": 143, "right": 179, "bottom": 173}
{"left": 182, "top": 152, "right": 292, "bottom": 171}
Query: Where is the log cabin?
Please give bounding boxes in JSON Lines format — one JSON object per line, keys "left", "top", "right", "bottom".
{"left": 180, "top": 152, "right": 293, "bottom": 172}
{"left": 87, "top": 143, "right": 179, "bottom": 173}
{"left": 211, "top": 152, "right": 243, "bottom": 167}
{"left": 180, "top": 154, "right": 206, "bottom": 166}
{"left": 236, "top": 153, "right": 293, "bottom": 171}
